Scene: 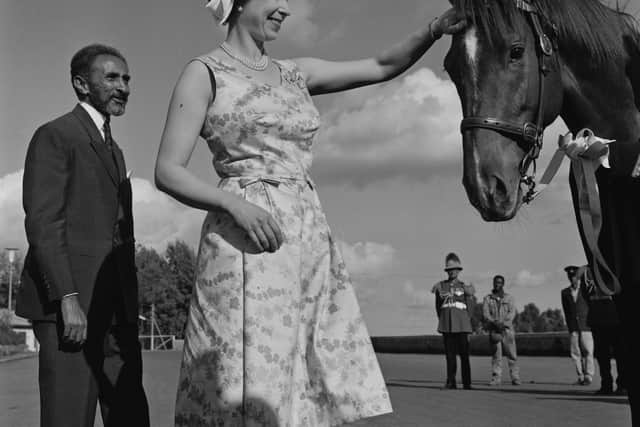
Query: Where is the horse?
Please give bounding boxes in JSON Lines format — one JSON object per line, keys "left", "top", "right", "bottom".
{"left": 444, "top": 0, "right": 640, "bottom": 422}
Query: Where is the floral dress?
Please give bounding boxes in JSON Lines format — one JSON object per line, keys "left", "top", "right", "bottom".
{"left": 174, "top": 55, "right": 392, "bottom": 427}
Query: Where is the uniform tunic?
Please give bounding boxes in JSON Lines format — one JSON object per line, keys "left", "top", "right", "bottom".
{"left": 432, "top": 279, "right": 475, "bottom": 333}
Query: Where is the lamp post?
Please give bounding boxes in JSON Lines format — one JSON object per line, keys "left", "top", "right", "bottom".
{"left": 5, "top": 248, "right": 18, "bottom": 312}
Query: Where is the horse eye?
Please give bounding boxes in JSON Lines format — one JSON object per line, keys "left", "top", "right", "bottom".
{"left": 510, "top": 46, "right": 525, "bottom": 61}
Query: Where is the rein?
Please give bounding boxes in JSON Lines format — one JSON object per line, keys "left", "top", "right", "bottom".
{"left": 459, "top": 0, "right": 556, "bottom": 203}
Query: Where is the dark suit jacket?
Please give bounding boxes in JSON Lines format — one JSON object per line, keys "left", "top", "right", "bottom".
{"left": 561, "top": 286, "right": 590, "bottom": 332}
{"left": 16, "top": 104, "right": 138, "bottom": 323}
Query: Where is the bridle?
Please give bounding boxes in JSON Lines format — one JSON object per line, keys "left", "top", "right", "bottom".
{"left": 459, "top": 0, "right": 557, "bottom": 203}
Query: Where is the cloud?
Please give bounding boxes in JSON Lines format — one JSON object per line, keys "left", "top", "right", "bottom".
{"left": 130, "top": 178, "right": 203, "bottom": 252}
{"left": 403, "top": 280, "right": 433, "bottom": 308}
{"left": 337, "top": 240, "right": 396, "bottom": 302}
{"left": 280, "top": 0, "right": 320, "bottom": 47}
{"left": 338, "top": 240, "right": 395, "bottom": 277}
{"left": 512, "top": 270, "right": 548, "bottom": 288}
{"left": 313, "top": 67, "right": 463, "bottom": 186}
{"left": 0, "top": 170, "right": 25, "bottom": 249}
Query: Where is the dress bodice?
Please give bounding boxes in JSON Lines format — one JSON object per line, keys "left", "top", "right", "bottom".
{"left": 194, "top": 55, "right": 321, "bottom": 180}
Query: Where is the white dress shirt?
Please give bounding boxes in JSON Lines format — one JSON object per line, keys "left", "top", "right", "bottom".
{"left": 79, "top": 101, "right": 107, "bottom": 140}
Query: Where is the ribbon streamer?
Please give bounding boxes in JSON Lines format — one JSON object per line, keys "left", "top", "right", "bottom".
{"left": 533, "top": 129, "right": 620, "bottom": 295}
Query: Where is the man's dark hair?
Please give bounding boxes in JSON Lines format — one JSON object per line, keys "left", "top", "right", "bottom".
{"left": 70, "top": 44, "right": 126, "bottom": 96}
{"left": 493, "top": 275, "right": 505, "bottom": 283}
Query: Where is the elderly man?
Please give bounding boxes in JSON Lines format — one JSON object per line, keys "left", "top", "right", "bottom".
{"left": 483, "top": 275, "right": 521, "bottom": 386}
{"left": 16, "top": 44, "right": 149, "bottom": 427}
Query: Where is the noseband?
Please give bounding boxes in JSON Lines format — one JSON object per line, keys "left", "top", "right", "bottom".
{"left": 459, "top": 0, "right": 556, "bottom": 203}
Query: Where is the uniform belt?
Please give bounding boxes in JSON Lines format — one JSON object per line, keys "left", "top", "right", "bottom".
{"left": 442, "top": 302, "right": 467, "bottom": 310}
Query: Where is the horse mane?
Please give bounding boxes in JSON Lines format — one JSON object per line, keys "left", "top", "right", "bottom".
{"left": 452, "top": 0, "right": 640, "bottom": 66}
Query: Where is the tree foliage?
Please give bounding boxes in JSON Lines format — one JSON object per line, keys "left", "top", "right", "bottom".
{"left": 136, "top": 241, "right": 196, "bottom": 339}
{"left": 514, "top": 303, "right": 566, "bottom": 333}
{"left": 0, "top": 251, "right": 24, "bottom": 311}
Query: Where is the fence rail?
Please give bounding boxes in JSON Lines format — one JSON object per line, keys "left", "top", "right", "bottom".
{"left": 138, "top": 334, "right": 176, "bottom": 351}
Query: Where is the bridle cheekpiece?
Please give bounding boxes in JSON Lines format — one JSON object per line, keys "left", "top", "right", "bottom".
{"left": 459, "top": 0, "right": 557, "bottom": 203}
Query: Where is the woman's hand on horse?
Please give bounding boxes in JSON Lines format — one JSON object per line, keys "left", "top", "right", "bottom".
{"left": 432, "top": 8, "right": 467, "bottom": 38}
{"left": 227, "top": 197, "right": 284, "bottom": 253}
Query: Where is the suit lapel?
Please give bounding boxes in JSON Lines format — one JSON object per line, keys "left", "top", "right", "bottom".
{"left": 72, "top": 104, "right": 119, "bottom": 186}
{"left": 112, "top": 142, "right": 126, "bottom": 182}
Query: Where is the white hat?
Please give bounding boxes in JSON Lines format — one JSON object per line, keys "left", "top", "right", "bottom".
{"left": 205, "top": 0, "right": 234, "bottom": 26}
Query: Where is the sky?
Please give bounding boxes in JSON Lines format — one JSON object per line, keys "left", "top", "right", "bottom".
{"left": 2, "top": 0, "right": 639, "bottom": 335}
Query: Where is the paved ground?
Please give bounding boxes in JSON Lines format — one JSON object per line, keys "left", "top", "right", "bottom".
{"left": 0, "top": 352, "right": 630, "bottom": 427}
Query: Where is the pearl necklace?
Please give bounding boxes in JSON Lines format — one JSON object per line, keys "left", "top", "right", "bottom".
{"left": 220, "top": 42, "right": 269, "bottom": 71}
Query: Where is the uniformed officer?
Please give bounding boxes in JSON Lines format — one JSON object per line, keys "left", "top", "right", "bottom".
{"left": 432, "top": 252, "right": 475, "bottom": 389}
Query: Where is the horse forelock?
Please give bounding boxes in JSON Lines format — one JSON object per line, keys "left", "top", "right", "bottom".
{"left": 451, "top": 0, "right": 638, "bottom": 67}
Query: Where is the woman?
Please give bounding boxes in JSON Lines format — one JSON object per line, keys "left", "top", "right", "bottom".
{"left": 155, "top": 1, "right": 465, "bottom": 425}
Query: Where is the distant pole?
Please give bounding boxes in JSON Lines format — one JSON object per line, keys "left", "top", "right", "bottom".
{"left": 150, "top": 303, "right": 155, "bottom": 351}
{"left": 5, "top": 248, "right": 18, "bottom": 312}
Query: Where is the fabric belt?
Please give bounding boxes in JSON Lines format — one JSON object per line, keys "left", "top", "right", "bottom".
{"left": 442, "top": 302, "right": 467, "bottom": 310}
{"left": 220, "top": 175, "right": 315, "bottom": 191}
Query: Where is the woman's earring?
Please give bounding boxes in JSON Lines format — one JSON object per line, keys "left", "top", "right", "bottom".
{"left": 237, "top": 6, "right": 243, "bottom": 12}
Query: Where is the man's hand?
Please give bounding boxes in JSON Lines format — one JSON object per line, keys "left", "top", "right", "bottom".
{"left": 60, "top": 295, "right": 87, "bottom": 344}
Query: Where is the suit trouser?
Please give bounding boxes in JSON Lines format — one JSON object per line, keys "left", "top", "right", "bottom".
{"left": 592, "top": 326, "right": 625, "bottom": 391}
{"left": 443, "top": 333, "right": 471, "bottom": 386}
{"left": 570, "top": 331, "right": 595, "bottom": 381}
{"left": 490, "top": 329, "right": 520, "bottom": 381}
{"left": 33, "top": 317, "right": 150, "bottom": 427}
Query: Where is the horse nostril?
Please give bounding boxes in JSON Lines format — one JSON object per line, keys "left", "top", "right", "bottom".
{"left": 488, "top": 175, "right": 508, "bottom": 201}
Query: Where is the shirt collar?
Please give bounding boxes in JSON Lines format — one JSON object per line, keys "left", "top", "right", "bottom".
{"left": 79, "top": 102, "right": 107, "bottom": 136}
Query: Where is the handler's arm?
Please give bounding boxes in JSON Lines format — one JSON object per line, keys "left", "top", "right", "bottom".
{"left": 294, "top": 8, "right": 466, "bottom": 95}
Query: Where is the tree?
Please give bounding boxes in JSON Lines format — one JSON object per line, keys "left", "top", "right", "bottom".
{"left": 535, "top": 308, "right": 566, "bottom": 332}
{"left": 514, "top": 303, "right": 540, "bottom": 333}
{"left": 165, "top": 240, "right": 196, "bottom": 339}
{"left": 135, "top": 241, "right": 197, "bottom": 340}
{"left": 514, "top": 303, "right": 567, "bottom": 333}
{"left": 468, "top": 295, "right": 485, "bottom": 334}
{"left": 136, "top": 245, "right": 173, "bottom": 338}
{"left": 0, "top": 251, "right": 24, "bottom": 311}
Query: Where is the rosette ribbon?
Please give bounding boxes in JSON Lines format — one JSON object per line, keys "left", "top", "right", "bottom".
{"left": 531, "top": 129, "right": 620, "bottom": 295}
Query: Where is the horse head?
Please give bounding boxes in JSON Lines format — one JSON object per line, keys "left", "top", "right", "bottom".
{"left": 445, "top": 0, "right": 563, "bottom": 221}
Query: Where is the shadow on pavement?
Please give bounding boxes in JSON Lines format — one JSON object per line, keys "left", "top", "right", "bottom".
{"left": 535, "top": 396, "right": 629, "bottom": 405}
{"left": 386, "top": 378, "right": 630, "bottom": 406}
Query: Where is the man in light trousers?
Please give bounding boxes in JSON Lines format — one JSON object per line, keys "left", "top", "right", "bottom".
{"left": 561, "top": 265, "right": 595, "bottom": 385}
{"left": 483, "top": 275, "right": 521, "bottom": 386}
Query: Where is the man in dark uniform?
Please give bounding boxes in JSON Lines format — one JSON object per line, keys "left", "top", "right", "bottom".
{"left": 561, "top": 265, "right": 594, "bottom": 386}
{"left": 568, "top": 48, "right": 640, "bottom": 420}
{"left": 16, "top": 44, "right": 149, "bottom": 427}
{"left": 578, "top": 265, "right": 626, "bottom": 395}
{"left": 432, "top": 252, "right": 475, "bottom": 390}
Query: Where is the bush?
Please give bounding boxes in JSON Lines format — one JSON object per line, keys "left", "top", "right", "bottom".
{"left": 0, "top": 309, "right": 25, "bottom": 346}
{"left": 0, "top": 323, "right": 23, "bottom": 346}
